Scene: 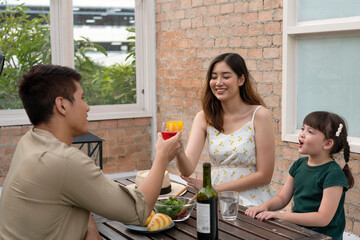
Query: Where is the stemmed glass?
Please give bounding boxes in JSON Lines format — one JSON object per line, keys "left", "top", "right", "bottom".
{"left": 161, "top": 121, "right": 183, "bottom": 140}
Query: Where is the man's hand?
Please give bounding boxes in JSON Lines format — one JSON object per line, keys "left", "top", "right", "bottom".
{"left": 155, "top": 131, "right": 182, "bottom": 162}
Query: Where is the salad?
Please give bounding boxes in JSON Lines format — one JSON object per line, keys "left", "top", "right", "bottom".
{"left": 155, "top": 196, "right": 192, "bottom": 220}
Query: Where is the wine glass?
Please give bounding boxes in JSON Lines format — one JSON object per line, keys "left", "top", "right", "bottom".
{"left": 161, "top": 121, "right": 183, "bottom": 140}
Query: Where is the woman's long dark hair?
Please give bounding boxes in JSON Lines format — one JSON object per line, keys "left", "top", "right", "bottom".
{"left": 202, "top": 53, "right": 265, "bottom": 132}
{"left": 303, "top": 111, "right": 354, "bottom": 188}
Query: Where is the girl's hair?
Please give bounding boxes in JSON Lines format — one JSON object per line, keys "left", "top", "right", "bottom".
{"left": 202, "top": 53, "right": 265, "bottom": 132}
{"left": 303, "top": 111, "right": 354, "bottom": 189}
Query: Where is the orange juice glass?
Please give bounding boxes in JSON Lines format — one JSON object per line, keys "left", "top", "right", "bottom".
{"left": 161, "top": 121, "right": 183, "bottom": 140}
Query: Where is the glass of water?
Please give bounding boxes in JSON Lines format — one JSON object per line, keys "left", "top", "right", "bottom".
{"left": 219, "top": 191, "right": 239, "bottom": 221}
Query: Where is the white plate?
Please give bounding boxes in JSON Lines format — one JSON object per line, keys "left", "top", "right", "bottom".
{"left": 125, "top": 222, "right": 175, "bottom": 234}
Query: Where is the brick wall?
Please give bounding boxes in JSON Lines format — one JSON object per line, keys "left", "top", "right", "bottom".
{"left": 0, "top": 117, "right": 152, "bottom": 185}
{"left": 155, "top": 0, "right": 360, "bottom": 235}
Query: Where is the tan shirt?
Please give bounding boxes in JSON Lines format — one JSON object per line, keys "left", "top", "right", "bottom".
{"left": 0, "top": 128, "right": 148, "bottom": 240}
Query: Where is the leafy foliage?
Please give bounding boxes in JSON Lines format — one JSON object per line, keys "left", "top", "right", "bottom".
{"left": 0, "top": 1, "right": 136, "bottom": 109}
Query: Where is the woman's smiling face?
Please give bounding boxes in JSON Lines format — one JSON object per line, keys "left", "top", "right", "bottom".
{"left": 209, "top": 61, "right": 244, "bottom": 102}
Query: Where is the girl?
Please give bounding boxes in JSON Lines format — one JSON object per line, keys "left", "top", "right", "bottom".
{"left": 245, "top": 111, "right": 354, "bottom": 240}
{"left": 176, "top": 53, "right": 276, "bottom": 207}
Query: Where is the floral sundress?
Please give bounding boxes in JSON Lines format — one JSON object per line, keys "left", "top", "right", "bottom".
{"left": 207, "top": 106, "right": 276, "bottom": 207}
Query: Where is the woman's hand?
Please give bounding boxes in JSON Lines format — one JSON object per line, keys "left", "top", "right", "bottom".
{"left": 181, "top": 175, "right": 203, "bottom": 190}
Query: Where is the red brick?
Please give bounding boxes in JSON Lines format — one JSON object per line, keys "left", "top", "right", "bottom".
{"left": 117, "top": 119, "right": 134, "bottom": 128}
{"left": 258, "top": 10, "right": 273, "bottom": 22}
{"left": 203, "top": 16, "right": 217, "bottom": 27}
{"left": 274, "top": 8, "right": 283, "bottom": 21}
{"left": 192, "top": 0, "right": 202, "bottom": 7}
{"left": 274, "top": 59, "right": 282, "bottom": 71}
{"left": 273, "top": 83, "right": 282, "bottom": 95}
{"left": 1, "top": 127, "right": 22, "bottom": 136}
{"left": 264, "top": 95, "right": 280, "bottom": 108}
{"left": 180, "top": 19, "right": 191, "bottom": 29}
{"left": 234, "top": 2, "right": 248, "bottom": 13}
{"left": 220, "top": 4, "right": 233, "bottom": 14}
{"left": 264, "top": 22, "right": 281, "bottom": 34}
{"left": 257, "top": 60, "right": 272, "bottom": 71}
{"left": 274, "top": 159, "right": 292, "bottom": 172}
{"left": 257, "top": 35, "right": 273, "bottom": 47}
{"left": 249, "top": 0, "right": 263, "bottom": 11}
{"left": 243, "top": 12, "right": 257, "bottom": 23}
{"left": 346, "top": 190, "right": 360, "bottom": 205}
{"left": 2, "top": 146, "right": 16, "bottom": 157}
{"left": 353, "top": 221, "right": 360, "bottom": 236}
{"left": 241, "top": 36, "right": 257, "bottom": 47}
{"left": 263, "top": 48, "right": 279, "bottom": 58}
{"left": 233, "top": 25, "right": 248, "bottom": 36}
{"left": 208, "top": 5, "right": 220, "bottom": 15}
{"left": 249, "top": 24, "right": 263, "bottom": 36}
{"left": 246, "top": 60, "right": 256, "bottom": 71}
{"left": 192, "top": 17, "right": 203, "bottom": 28}
{"left": 180, "top": 0, "right": 191, "bottom": 8}
{"left": 263, "top": 72, "right": 280, "bottom": 83}
{"left": 99, "top": 120, "right": 117, "bottom": 129}
{"left": 264, "top": 0, "right": 282, "bottom": 9}
{"left": 345, "top": 204, "right": 360, "bottom": 220}
{"left": 257, "top": 83, "right": 272, "bottom": 95}
{"left": 135, "top": 160, "right": 152, "bottom": 170}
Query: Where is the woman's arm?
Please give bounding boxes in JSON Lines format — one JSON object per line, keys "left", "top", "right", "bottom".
{"left": 176, "top": 111, "right": 207, "bottom": 177}
{"left": 255, "top": 186, "right": 343, "bottom": 227}
{"left": 139, "top": 132, "right": 182, "bottom": 213}
{"left": 213, "top": 107, "right": 275, "bottom": 192}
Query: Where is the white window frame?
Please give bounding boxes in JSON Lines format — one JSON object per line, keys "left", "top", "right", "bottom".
{"left": 282, "top": 0, "right": 360, "bottom": 153}
{"left": 0, "top": 0, "right": 156, "bottom": 126}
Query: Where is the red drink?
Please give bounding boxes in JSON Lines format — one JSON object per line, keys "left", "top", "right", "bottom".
{"left": 161, "top": 131, "right": 177, "bottom": 140}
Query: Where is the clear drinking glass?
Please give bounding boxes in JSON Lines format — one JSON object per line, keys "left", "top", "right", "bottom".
{"left": 219, "top": 191, "right": 239, "bottom": 221}
{"left": 161, "top": 121, "right": 183, "bottom": 140}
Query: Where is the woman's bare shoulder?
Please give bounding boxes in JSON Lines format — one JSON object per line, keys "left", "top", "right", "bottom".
{"left": 194, "top": 111, "right": 208, "bottom": 129}
{"left": 254, "top": 106, "right": 272, "bottom": 123}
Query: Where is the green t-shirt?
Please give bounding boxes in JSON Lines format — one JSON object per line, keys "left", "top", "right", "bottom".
{"left": 289, "top": 157, "right": 348, "bottom": 240}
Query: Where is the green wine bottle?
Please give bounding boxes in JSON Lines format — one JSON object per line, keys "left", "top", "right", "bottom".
{"left": 197, "top": 162, "right": 218, "bottom": 240}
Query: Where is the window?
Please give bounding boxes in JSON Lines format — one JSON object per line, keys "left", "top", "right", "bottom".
{"left": 0, "top": 0, "right": 155, "bottom": 125}
{"left": 282, "top": 0, "right": 360, "bottom": 153}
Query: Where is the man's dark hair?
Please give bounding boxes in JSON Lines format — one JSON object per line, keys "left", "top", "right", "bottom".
{"left": 19, "top": 64, "right": 82, "bottom": 125}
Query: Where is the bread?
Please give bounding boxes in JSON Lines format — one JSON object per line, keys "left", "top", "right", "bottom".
{"left": 143, "top": 210, "right": 155, "bottom": 226}
{"left": 147, "top": 213, "right": 172, "bottom": 232}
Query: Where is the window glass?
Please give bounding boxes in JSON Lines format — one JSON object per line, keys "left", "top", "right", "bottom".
{"left": 72, "top": 0, "right": 136, "bottom": 105}
{"left": 296, "top": 35, "right": 360, "bottom": 137}
{"left": 297, "top": 0, "right": 360, "bottom": 22}
{"left": 0, "top": 0, "right": 51, "bottom": 109}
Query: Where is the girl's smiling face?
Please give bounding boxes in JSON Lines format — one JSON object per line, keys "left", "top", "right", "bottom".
{"left": 209, "top": 61, "right": 244, "bottom": 102}
{"left": 298, "top": 124, "right": 328, "bottom": 156}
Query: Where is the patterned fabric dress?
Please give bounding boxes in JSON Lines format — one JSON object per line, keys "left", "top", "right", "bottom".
{"left": 207, "top": 106, "right": 276, "bottom": 207}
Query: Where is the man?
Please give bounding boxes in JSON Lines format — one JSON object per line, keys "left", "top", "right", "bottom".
{"left": 0, "top": 64, "right": 181, "bottom": 239}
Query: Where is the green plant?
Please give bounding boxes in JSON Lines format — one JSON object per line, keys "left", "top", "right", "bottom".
{"left": 0, "top": 2, "right": 51, "bottom": 109}
{"left": 0, "top": 1, "right": 137, "bottom": 109}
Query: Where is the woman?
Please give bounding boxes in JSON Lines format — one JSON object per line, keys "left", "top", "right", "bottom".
{"left": 176, "top": 53, "right": 276, "bottom": 206}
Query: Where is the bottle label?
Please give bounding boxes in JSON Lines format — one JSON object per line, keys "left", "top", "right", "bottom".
{"left": 197, "top": 202, "right": 210, "bottom": 233}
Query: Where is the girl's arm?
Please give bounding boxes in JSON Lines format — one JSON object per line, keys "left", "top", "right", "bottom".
{"left": 255, "top": 186, "right": 343, "bottom": 227}
{"left": 245, "top": 174, "right": 295, "bottom": 218}
{"left": 214, "top": 107, "right": 275, "bottom": 192}
{"left": 176, "top": 111, "right": 207, "bottom": 177}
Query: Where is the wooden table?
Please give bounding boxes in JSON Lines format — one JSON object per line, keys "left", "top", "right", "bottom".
{"left": 94, "top": 176, "right": 331, "bottom": 240}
